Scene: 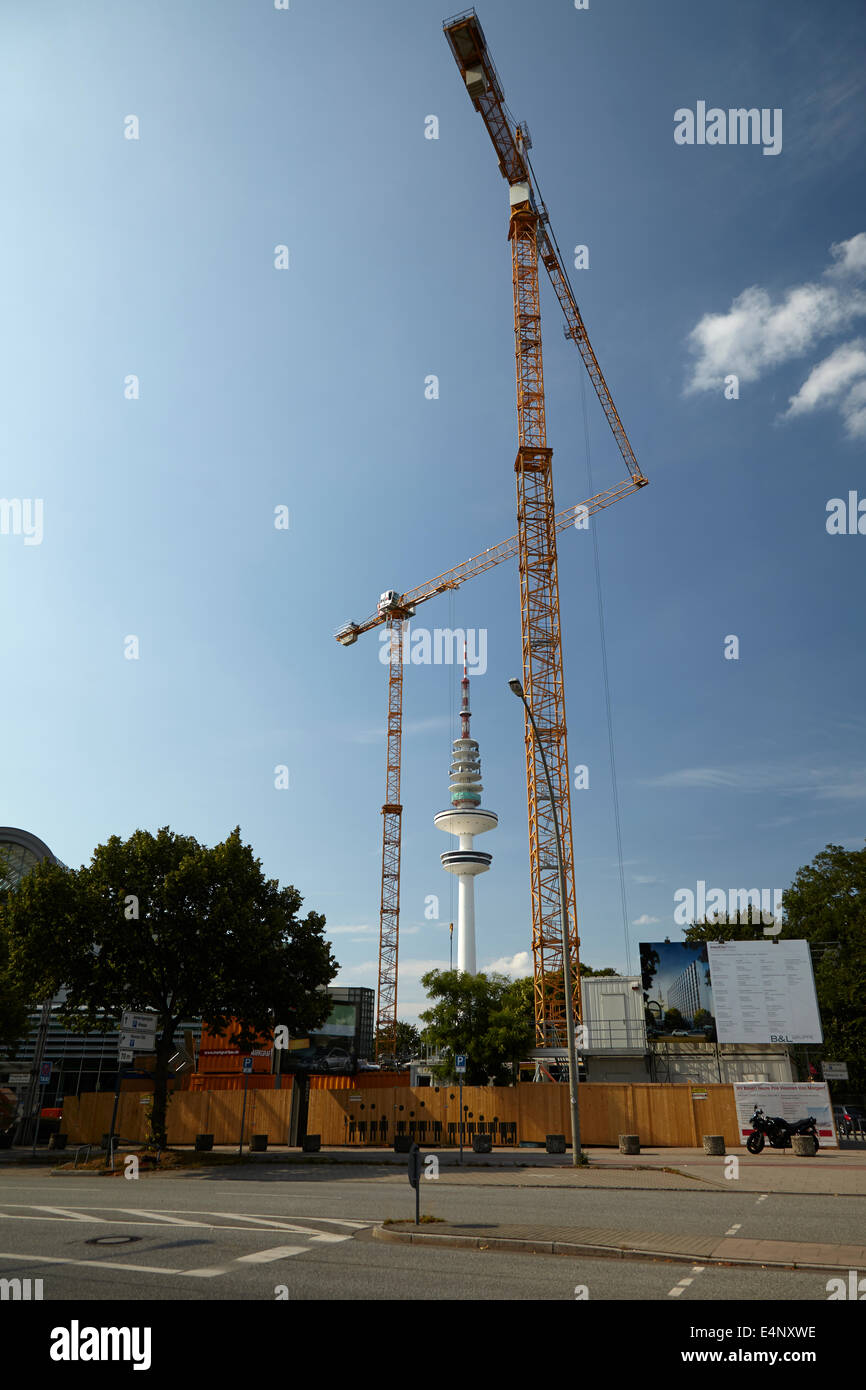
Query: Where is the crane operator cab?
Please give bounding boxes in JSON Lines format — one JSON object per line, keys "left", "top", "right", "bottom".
{"left": 377, "top": 590, "right": 404, "bottom": 616}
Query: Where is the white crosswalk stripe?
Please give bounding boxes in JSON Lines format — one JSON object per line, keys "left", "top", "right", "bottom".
{"left": 235, "top": 1246, "right": 308, "bottom": 1263}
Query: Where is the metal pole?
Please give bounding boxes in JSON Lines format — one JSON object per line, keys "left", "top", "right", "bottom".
{"left": 509, "top": 679, "right": 582, "bottom": 1163}
{"left": 458, "top": 1076, "right": 463, "bottom": 1166}
{"left": 238, "top": 1070, "right": 249, "bottom": 1156}
{"left": 106, "top": 1067, "right": 122, "bottom": 1169}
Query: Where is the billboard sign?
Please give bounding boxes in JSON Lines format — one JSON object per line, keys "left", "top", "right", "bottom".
{"left": 707, "top": 940, "right": 822, "bottom": 1045}
{"left": 641, "top": 938, "right": 822, "bottom": 1045}
{"left": 639, "top": 940, "right": 714, "bottom": 1036}
{"left": 734, "top": 1082, "right": 836, "bottom": 1147}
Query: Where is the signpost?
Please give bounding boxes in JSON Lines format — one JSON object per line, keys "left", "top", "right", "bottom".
{"left": 408, "top": 1142, "right": 422, "bottom": 1226}
{"left": 455, "top": 1054, "right": 466, "bottom": 1167}
{"left": 108, "top": 1014, "right": 158, "bottom": 1166}
{"left": 239, "top": 1056, "right": 253, "bottom": 1155}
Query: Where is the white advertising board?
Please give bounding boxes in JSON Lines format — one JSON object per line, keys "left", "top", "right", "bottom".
{"left": 734, "top": 1082, "right": 836, "bottom": 1147}
{"left": 707, "top": 940, "right": 822, "bottom": 1044}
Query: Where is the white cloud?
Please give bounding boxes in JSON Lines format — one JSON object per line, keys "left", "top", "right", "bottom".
{"left": 643, "top": 762, "right": 866, "bottom": 800}
{"left": 485, "top": 950, "right": 533, "bottom": 978}
{"left": 684, "top": 235, "right": 866, "bottom": 438}
{"left": 632, "top": 914, "right": 660, "bottom": 927}
{"left": 784, "top": 338, "right": 866, "bottom": 437}
{"left": 827, "top": 232, "right": 866, "bottom": 279}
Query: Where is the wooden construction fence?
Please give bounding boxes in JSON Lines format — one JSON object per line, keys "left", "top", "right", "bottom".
{"left": 60, "top": 1082, "right": 739, "bottom": 1148}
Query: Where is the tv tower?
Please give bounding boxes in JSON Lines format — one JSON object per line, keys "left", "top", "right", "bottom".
{"left": 434, "top": 653, "right": 498, "bottom": 974}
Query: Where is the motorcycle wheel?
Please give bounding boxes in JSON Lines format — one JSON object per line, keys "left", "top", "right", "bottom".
{"left": 746, "top": 1132, "right": 764, "bottom": 1154}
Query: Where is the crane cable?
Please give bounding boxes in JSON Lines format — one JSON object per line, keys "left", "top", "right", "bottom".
{"left": 579, "top": 333, "right": 633, "bottom": 977}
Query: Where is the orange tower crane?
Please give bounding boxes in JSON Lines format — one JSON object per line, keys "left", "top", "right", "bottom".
{"left": 443, "top": 10, "right": 647, "bottom": 1044}
{"left": 336, "top": 480, "right": 642, "bottom": 1060}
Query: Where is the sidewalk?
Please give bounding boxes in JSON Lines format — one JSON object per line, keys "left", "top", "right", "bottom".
{"left": 5, "top": 1142, "right": 865, "bottom": 1196}
{"left": 374, "top": 1220, "right": 866, "bottom": 1273}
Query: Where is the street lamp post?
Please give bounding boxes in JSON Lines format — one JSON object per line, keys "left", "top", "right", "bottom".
{"left": 508, "top": 677, "right": 582, "bottom": 1164}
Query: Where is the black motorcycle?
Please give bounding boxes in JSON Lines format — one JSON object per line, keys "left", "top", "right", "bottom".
{"left": 746, "top": 1106, "right": 819, "bottom": 1155}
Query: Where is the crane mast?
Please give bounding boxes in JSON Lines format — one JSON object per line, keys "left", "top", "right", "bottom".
{"left": 444, "top": 9, "right": 646, "bottom": 1044}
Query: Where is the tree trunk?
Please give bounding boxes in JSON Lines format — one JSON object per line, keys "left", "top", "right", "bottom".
{"left": 147, "top": 1034, "right": 172, "bottom": 1149}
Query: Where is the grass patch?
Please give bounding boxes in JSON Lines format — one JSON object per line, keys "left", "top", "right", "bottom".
{"left": 382, "top": 1214, "right": 445, "bottom": 1226}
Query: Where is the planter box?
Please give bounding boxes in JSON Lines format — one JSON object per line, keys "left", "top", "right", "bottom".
{"left": 249, "top": 1134, "right": 268, "bottom": 1152}
{"left": 393, "top": 1135, "right": 413, "bottom": 1153}
{"left": 194, "top": 1134, "right": 214, "bottom": 1152}
{"left": 472, "top": 1135, "right": 492, "bottom": 1153}
{"left": 49, "top": 1132, "right": 68, "bottom": 1151}
{"left": 703, "top": 1135, "right": 725, "bottom": 1156}
{"left": 302, "top": 1134, "right": 321, "bottom": 1153}
{"left": 545, "top": 1134, "right": 566, "bottom": 1154}
{"left": 618, "top": 1134, "right": 640, "bottom": 1155}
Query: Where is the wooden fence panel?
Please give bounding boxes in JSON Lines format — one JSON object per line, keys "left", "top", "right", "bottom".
{"left": 60, "top": 1081, "right": 748, "bottom": 1147}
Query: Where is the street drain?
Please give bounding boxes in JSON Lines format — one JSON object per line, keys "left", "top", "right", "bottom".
{"left": 85, "top": 1235, "right": 142, "bottom": 1246}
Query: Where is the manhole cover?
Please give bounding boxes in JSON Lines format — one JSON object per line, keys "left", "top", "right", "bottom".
{"left": 85, "top": 1235, "right": 142, "bottom": 1246}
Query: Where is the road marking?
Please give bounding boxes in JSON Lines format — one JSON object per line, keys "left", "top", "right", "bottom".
{"left": 120, "top": 1209, "right": 211, "bottom": 1227}
{"left": 29, "top": 1206, "right": 106, "bottom": 1222}
{"left": 0, "top": 1250, "right": 178, "bottom": 1275}
{"left": 725, "top": 1223, "right": 742, "bottom": 1235}
{"left": 0, "top": 1206, "right": 363, "bottom": 1237}
{"left": 668, "top": 1285, "right": 686, "bottom": 1296}
{"left": 235, "top": 1246, "right": 307, "bottom": 1263}
{"left": 756, "top": 1194, "right": 768, "bottom": 1203}
{"left": 218, "top": 1214, "right": 350, "bottom": 1240}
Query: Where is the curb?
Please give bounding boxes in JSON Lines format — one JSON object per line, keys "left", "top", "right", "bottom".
{"left": 372, "top": 1224, "right": 856, "bottom": 1273}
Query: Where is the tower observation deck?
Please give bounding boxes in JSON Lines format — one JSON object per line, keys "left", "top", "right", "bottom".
{"left": 434, "top": 659, "right": 497, "bottom": 974}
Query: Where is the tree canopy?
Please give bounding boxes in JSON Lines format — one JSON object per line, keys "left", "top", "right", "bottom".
{"left": 419, "top": 970, "right": 535, "bottom": 1084}
{"left": 1, "top": 826, "right": 337, "bottom": 1145}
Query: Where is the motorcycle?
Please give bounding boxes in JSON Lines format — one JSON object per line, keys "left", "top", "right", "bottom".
{"left": 746, "top": 1106, "right": 819, "bottom": 1155}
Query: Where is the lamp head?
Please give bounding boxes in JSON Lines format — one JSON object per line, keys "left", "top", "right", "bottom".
{"left": 508, "top": 677, "right": 524, "bottom": 697}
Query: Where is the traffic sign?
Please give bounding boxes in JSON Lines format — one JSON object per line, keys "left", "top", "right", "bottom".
{"left": 7, "top": 1073, "right": 30, "bottom": 1085}
{"left": 118, "top": 1049, "right": 135, "bottom": 1064}
{"left": 408, "top": 1143, "right": 422, "bottom": 1189}
{"left": 118, "top": 1031, "right": 156, "bottom": 1051}
{"left": 823, "top": 1061, "right": 849, "bottom": 1080}
{"left": 121, "top": 1011, "right": 158, "bottom": 1033}
{"left": 242, "top": 1057, "right": 253, "bottom": 1074}
{"left": 38, "top": 1062, "right": 52, "bottom": 1085}
{"left": 455, "top": 1054, "right": 467, "bottom": 1074}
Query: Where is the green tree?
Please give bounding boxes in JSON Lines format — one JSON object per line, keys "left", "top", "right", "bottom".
{"left": 579, "top": 963, "right": 619, "bottom": 976}
{"left": 374, "top": 1020, "right": 421, "bottom": 1062}
{"left": 663, "top": 1008, "right": 686, "bottom": 1029}
{"left": 2, "top": 826, "right": 337, "bottom": 1148}
{"left": 419, "top": 970, "right": 535, "bottom": 1084}
{"left": 0, "top": 849, "right": 34, "bottom": 1053}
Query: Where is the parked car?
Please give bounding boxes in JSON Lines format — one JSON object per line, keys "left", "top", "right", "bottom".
{"left": 834, "top": 1104, "right": 866, "bottom": 1137}
{"left": 670, "top": 1030, "right": 691, "bottom": 1036}
{"left": 356, "top": 1060, "right": 380, "bottom": 1072}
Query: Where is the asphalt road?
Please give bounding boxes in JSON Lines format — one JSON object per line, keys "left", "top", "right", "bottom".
{"left": 0, "top": 1166, "right": 858, "bottom": 1301}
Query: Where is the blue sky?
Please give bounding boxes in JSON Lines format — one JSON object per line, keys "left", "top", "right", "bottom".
{"left": 2, "top": 0, "right": 864, "bottom": 1026}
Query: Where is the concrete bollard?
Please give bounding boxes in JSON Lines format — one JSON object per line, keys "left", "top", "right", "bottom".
{"left": 703, "top": 1135, "right": 725, "bottom": 1156}
{"left": 792, "top": 1134, "right": 818, "bottom": 1157}
{"left": 619, "top": 1134, "right": 640, "bottom": 1155}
